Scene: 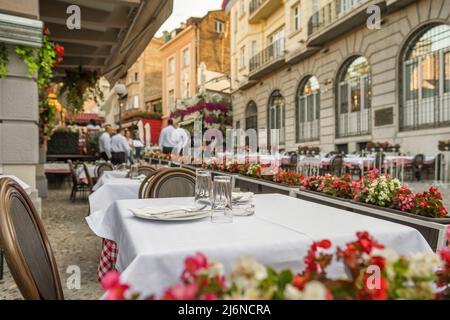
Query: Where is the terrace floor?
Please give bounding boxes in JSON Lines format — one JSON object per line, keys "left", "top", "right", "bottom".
{"left": 0, "top": 180, "right": 448, "bottom": 300}
{"left": 0, "top": 187, "right": 103, "bottom": 300}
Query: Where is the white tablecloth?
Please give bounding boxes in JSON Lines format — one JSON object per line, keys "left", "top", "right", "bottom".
{"left": 88, "top": 178, "right": 140, "bottom": 215}
{"left": 93, "top": 171, "right": 129, "bottom": 191}
{"left": 0, "top": 175, "right": 32, "bottom": 195}
{"left": 86, "top": 194, "right": 431, "bottom": 297}
{"left": 77, "top": 164, "right": 96, "bottom": 180}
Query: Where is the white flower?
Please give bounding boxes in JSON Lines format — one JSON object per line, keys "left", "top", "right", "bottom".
{"left": 406, "top": 252, "right": 442, "bottom": 279}
{"left": 284, "top": 284, "right": 304, "bottom": 300}
{"left": 231, "top": 256, "right": 267, "bottom": 281}
{"left": 372, "top": 248, "right": 399, "bottom": 263}
{"left": 302, "top": 281, "right": 329, "bottom": 300}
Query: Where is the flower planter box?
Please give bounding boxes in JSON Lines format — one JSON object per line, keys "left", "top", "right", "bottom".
{"left": 234, "top": 175, "right": 295, "bottom": 196}
{"left": 293, "top": 189, "right": 449, "bottom": 251}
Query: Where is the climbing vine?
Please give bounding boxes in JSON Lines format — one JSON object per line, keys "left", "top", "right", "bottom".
{"left": 0, "top": 43, "right": 9, "bottom": 78}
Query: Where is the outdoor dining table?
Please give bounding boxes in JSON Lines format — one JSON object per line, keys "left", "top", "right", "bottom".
{"left": 89, "top": 177, "right": 141, "bottom": 215}
{"left": 93, "top": 170, "right": 129, "bottom": 191}
{"left": 86, "top": 193, "right": 431, "bottom": 297}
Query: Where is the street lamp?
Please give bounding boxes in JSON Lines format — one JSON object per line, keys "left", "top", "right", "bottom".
{"left": 114, "top": 83, "right": 127, "bottom": 129}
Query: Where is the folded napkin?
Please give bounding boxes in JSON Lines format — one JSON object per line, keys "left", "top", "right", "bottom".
{"left": 130, "top": 205, "right": 207, "bottom": 220}
{"left": 232, "top": 192, "right": 254, "bottom": 203}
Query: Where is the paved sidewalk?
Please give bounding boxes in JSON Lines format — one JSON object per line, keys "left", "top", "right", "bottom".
{"left": 0, "top": 188, "right": 103, "bottom": 300}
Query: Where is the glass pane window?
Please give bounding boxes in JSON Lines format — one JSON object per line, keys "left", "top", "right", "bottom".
{"left": 445, "top": 52, "right": 450, "bottom": 93}
{"left": 350, "top": 79, "right": 361, "bottom": 112}
{"left": 405, "top": 61, "right": 419, "bottom": 101}
{"left": 339, "top": 83, "right": 349, "bottom": 114}
{"left": 421, "top": 53, "right": 439, "bottom": 99}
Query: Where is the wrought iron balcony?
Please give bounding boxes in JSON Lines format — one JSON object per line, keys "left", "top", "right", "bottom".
{"left": 249, "top": 38, "right": 285, "bottom": 80}
{"left": 307, "top": 0, "right": 371, "bottom": 45}
{"left": 248, "top": 0, "right": 283, "bottom": 23}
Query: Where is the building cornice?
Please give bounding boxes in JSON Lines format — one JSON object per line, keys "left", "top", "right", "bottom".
{"left": 0, "top": 13, "right": 42, "bottom": 47}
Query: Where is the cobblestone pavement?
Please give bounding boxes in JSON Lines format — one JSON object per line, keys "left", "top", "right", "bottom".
{"left": 0, "top": 188, "right": 103, "bottom": 300}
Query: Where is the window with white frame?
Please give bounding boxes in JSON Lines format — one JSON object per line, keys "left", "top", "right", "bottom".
{"left": 297, "top": 76, "right": 320, "bottom": 142}
{"left": 337, "top": 56, "right": 371, "bottom": 137}
{"left": 215, "top": 20, "right": 225, "bottom": 34}
{"left": 182, "top": 48, "right": 190, "bottom": 67}
{"left": 401, "top": 24, "right": 450, "bottom": 130}
{"left": 133, "top": 95, "right": 139, "bottom": 109}
{"left": 168, "top": 90, "right": 175, "bottom": 112}
{"left": 240, "top": 0, "right": 245, "bottom": 16}
{"left": 168, "top": 57, "right": 175, "bottom": 75}
{"left": 292, "top": 3, "right": 301, "bottom": 32}
{"left": 240, "top": 46, "right": 246, "bottom": 68}
{"left": 251, "top": 40, "right": 258, "bottom": 59}
{"left": 268, "top": 90, "right": 285, "bottom": 145}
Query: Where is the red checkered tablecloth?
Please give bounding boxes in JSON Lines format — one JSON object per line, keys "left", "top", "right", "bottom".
{"left": 97, "top": 239, "right": 118, "bottom": 281}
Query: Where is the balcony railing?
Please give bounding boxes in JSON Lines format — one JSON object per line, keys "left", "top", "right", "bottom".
{"left": 249, "top": 0, "right": 266, "bottom": 15}
{"left": 337, "top": 109, "right": 371, "bottom": 138}
{"left": 401, "top": 95, "right": 450, "bottom": 131}
{"left": 249, "top": 0, "right": 283, "bottom": 23}
{"left": 308, "top": 0, "right": 369, "bottom": 36}
{"left": 249, "top": 38, "right": 285, "bottom": 73}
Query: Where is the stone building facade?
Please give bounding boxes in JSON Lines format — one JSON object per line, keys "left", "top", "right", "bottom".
{"left": 226, "top": 0, "right": 450, "bottom": 156}
{"left": 103, "top": 37, "right": 165, "bottom": 128}
{"left": 160, "top": 10, "right": 230, "bottom": 121}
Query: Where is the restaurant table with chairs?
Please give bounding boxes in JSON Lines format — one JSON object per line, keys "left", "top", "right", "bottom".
{"left": 86, "top": 193, "right": 431, "bottom": 297}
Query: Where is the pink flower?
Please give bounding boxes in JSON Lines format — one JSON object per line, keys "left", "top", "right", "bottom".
{"left": 183, "top": 252, "right": 209, "bottom": 280}
{"left": 200, "top": 292, "right": 218, "bottom": 300}
{"left": 162, "top": 283, "right": 198, "bottom": 300}
{"left": 101, "top": 271, "right": 130, "bottom": 300}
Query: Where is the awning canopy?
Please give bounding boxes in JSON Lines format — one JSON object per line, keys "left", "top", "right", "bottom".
{"left": 75, "top": 112, "right": 104, "bottom": 124}
{"left": 40, "top": 0, "right": 173, "bottom": 85}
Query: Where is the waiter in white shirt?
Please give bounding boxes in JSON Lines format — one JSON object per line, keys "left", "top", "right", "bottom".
{"left": 174, "top": 122, "right": 190, "bottom": 154}
{"left": 158, "top": 119, "right": 179, "bottom": 154}
{"left": 111, "top": 128, "right": 131, "bottom": 165}
{"left": 99, "top": 125, "right": 113, "bottom": 161}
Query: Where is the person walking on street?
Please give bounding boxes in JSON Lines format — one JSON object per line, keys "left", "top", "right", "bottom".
{"left": 111, "top": 128, "right": 131, "bottom": 165}
{"left": 99, "top": 125, "right": 113, "bottom": 161}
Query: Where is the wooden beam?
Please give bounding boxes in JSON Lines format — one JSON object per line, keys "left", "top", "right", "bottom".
{"left": 46, "top": 22, "right": 119, "bottom": 46}
{"left": 40, "top": 0, "right": 130, "bottom": 30}
{"left": 95, "top": 0, "right": 141, "bottom": 6}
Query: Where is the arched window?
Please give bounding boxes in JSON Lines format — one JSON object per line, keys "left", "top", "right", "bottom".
{"left": 297, "top": 76, "right": 320, "bottom": 142}
{"left": 337, "top": 56, "right": 371, "bottom": 137}
{"left": 268, "top": 90, "right": 285, "bottom": 144}
{"left": 245, "top": 101, "right": 258, "bottom": 130}
{"left": 401, "top": 24, "right": 450, "bottom": 130}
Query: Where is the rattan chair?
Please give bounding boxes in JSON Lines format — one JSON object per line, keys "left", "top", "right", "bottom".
{"left": 405, "top": 154, "right": 425, "bottom": 181}
{"left": 68, "top": 160, "right": 90, "bottom": 201}
{"left": 329, "top": 155, "right": 344, "bottom": 175}
{"left": 96, "top": 162, "right": 114, "bottom": 178}
{"left": 137, "top": 165, "right": 157, "bottom": 177}
{"left": 138, "top": 170, "right": 163, "bottom": 199}
{"left": 142, "top": 168, "right": 196, "bottom": 199}
{"left": 82, "top": 162, "right": 94, "bottom": 193}
{"left": 0, "top": 178, "right": 64, "bottom": 300}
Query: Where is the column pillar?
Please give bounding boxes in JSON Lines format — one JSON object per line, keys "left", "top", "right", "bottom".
{"left": 0, "top": 10, "right": 43, "bottom": 214}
